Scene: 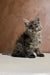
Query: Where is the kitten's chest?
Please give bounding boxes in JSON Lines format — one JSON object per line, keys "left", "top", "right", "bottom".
{"left": 30, "top": 31, "right": 41, "bottom": 42}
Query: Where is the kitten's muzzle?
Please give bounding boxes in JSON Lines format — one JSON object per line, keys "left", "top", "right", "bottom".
{"left": 36, "top": 27, "right": 42, "bottom": 31}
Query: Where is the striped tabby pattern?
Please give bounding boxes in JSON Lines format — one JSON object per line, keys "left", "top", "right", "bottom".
{"left": 11, "top": 16, "right": 44, "bottom": 58}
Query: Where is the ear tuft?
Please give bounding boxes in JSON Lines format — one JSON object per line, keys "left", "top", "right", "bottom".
{"left": 23, "top": 18, "right": 29, "bottom": 26}
{"left": 23, "top": 18, "right": 29, "bottom": 23}
{"left": 35, "top": 15, "right": 40, "bottom": 21}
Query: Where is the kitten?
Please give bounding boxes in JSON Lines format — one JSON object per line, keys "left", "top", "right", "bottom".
{"left": 11, "top": 16, "right": 44, "bottom": 58}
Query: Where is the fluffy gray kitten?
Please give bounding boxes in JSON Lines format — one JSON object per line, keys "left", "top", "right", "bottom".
{"left": 11, "top": 16, "right": 44, "bottom": 58}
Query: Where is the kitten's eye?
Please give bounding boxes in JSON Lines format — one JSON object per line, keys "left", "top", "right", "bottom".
{"left": 29, "top": 25, "right": 33, "bottom": 29}
{"left": 34, "top": 24, "right": 38, "bottom": 27}
{"left": 34, "top": 24, "right": 36, "bottom": 25}
{"left": 36, "top": 25, "right": 38, "bottom": 27}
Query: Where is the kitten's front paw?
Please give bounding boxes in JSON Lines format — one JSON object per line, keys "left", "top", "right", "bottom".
{"left": 28, "top": 54, "right": 36, "bottom": 58}
{"left": 37, "top": 53, "right": 45, "bottom": 57}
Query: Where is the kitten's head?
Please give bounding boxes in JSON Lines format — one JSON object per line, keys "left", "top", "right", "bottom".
{"left": 23, "top": 16, "right": 42, "bottom": 33}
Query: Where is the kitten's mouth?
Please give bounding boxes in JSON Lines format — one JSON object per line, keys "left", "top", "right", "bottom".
{"left": 35, "top": 27, "right": 42, "bottom": 32}
{"left": 35, "top": 30, "right": 41, "bottom": 32}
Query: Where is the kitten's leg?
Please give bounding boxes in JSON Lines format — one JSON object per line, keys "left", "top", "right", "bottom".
{"left": 12, "top": 51, "right": 25, "bottom": 57}
{"left": 34, "top": 48, "right": 44, "bottom": 57}
{"left": 27, "top": 53, "right": 36, "bottom": 58}
{"left": 24, "top": 48, "right": 36, "bottom": 58}
{"left": 11, "top": 43, "right": 26, "bottom": 57}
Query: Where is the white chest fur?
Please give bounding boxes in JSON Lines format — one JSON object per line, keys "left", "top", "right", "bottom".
{"left": 30, "top": 31, "right": 42, "bottom": 49}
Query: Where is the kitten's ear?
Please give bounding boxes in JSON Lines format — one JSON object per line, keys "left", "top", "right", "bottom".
{"left": 35, "top": 15, "right": 40, "bottom": 21}
{"left": 23, "top": 18, "right": 30, "bottom": 26}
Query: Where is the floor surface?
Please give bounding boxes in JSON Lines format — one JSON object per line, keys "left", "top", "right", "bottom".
{"left": 0, "top": 53, "right": 50, "bottom": 75}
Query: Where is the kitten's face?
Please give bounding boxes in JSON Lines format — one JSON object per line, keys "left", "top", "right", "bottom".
{"left": 23, "top": 16, "right": 42, "bottom": 33}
